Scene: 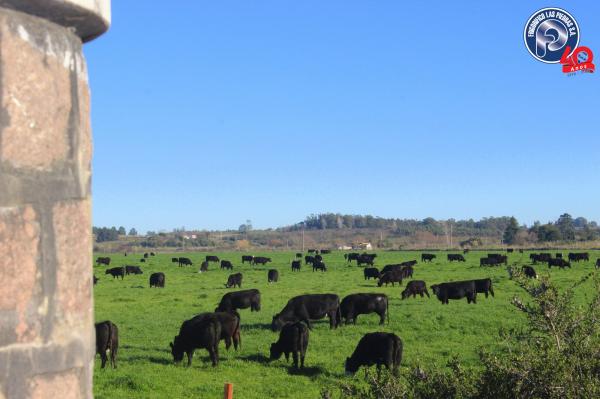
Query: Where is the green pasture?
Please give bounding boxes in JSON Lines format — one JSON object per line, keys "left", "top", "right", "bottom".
{"left": 92, "top": 250, "right": 599, "bottom": 398}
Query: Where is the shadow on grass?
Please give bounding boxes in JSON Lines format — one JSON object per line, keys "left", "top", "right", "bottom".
{"left": 123, "top": 355, "right": 172, "bottom": 365}
{"left": 241, "top": 322, "right": 272, "bottom": 331}
{"left": 287, "top": 365, "right": 327, "bottom": 377}
{"left": 239, "top": 353, "right": 271, "bottom": 364}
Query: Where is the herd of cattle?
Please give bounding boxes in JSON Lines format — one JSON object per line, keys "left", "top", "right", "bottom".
{"left": 93, "top": 249, "right": 600, "bottom": 376}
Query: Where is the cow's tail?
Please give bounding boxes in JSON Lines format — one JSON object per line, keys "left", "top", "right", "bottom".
{"left": 105, "top": 321, "right": 113, "bottom": 354}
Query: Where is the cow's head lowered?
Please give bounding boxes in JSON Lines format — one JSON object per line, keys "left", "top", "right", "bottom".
{"left": 271, "top": 314, "right": 285, "bottom": 332}
{"left": 169, "top": 336, "right": 184, "bottom": 363}
{"left": 430, "top": 284, "right": 440, "bottom": 296}
{"left": 345, "top": 357, "right": 359, "bottom": 375}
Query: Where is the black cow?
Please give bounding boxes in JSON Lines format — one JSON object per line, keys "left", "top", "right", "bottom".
{"left": 241, "top": 255, "right": 254, "bottom": 264}
{"left": 253, "top": 256, "right": 272, "bottom": 266}
{"left": 150, "top": 272, "right": 165, "bottom": 287}
{"left": 346, "top": 253, "right": 360, "bottom": 263}
{"left": 357, "top": 254, "right": 375, "bottom": 266}
{"left": 270, "top": 321, "right": 309, "bottom": 369}
{"left": 304, "top": 255, "right": 315, "bottom": 265}
{"left": 522, "top": 265, "right": 537, "bottom": 279}
{"left": 312, "top": 261, "right": 327, "bottom": 272}
{"left": 548, "top": 258, "right": 571, "bottom": 269}
{"left": 216, "top": 289, "right": 261, "bottom": 313}
{"left": 400, "top": 265, "right": 414, "bottom": 279}
{"left": 206, "top": 255, "right": 220, "bottom": 263}
{"left": 225, "top": 273, "right": 242, "bottom": 288}
{"left": 105, "top": 267, "right": 124, "bottom": 279}
{"left": 191, "top": 312, "right": 241, "bottom": 351}
{"left": 93, "top": 275, "right": 99, "bottom": 285}
{"left": 401, "top": 280, "right": 430, "bottom": 299}
{"left": 199, "top": 261, "right": 209, "bottom": 273}
{"left": 340, "top": 293, "right": 388, "bottom": 325}
{"left": 220, "top": 260, "right": 233, "bottom": 270}
{"left": 321, "top": 249, "right": 331, "bottom": 254}
{"left": 125, "top": 265, "right": 143, "bottom": 275}
{"left": 271, "top": 294, "right": 341, "bottom": 331}
{"left": 345, "top": 332, "right": 402, "bottom": 376}
{"left": 507, "top": 248, "right": 514, "bottom": 253}
{"left": 95, "top": 321, "right": 118, "bottom": 368}
{"left": 295, "top": 253, "right": 302, "bottom": 258}
{"left": 555, "top": 253, "right": 562, "bottom": 258}
{"left": 447, "top": 254, "right": 466, "bottom": 262}
{"left": 474, "top": 278, "right": 495, "bottom": 298}
{"left": 171, "top": 257, "right": 179, "bottom": 264}
{"left": 307, "top": 249, "right": 316, "bottom": 254}
{"left": 568, "top": 252, "right": 589, "bottom": 262}
{"left": 96, "top": 257, "right": 110, "bottom": 266}
{"left": 430, "top": 280, "right": 477, "bottom": 304}
{"left": 150, "top": 252, "right": 155, "bottom": 256}
{"left": 140, "top": 258, "right": 146, "bottom": 263}
{"left": 178, "top": 257, "right": 192, "bottom": 267}
{"left": 143, "top": 253, "right": 149, "bottom": 258}
{"left": 463, "top": 249, "right": 470, "bottom": 254}
{"left": 480, "top": 256, "right": 506, "bottom": 267}
{"left": 170, "top": 314, "right": 221, "bottom": 367}
{"left": 291, "top": 260, "right": 301, "bottom": 271}
{"left": 377, "top": 271, "right": 403, "bottom": 287}
{"left": 421, "top": 253, "right": 436, "bottom": 262}
{"left": 314, "top": 254, "right": 323, "bottom": 262}
{"left": 363, "top": 267, "right": 380, "bottom": 280}
{"left": 268, "top": 269, "right": 279, "bottom": 283}
{"left": 380, "top": 264, "right": 402, "bottom": 274}
{"left": 530, "top": 253, "right": 552, "bottom": 264}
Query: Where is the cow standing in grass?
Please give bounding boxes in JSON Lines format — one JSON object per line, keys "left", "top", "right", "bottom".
{"left": 270, "top": 322, "right": 309, "bottom": 369}
{"left": 345, "top": 332, "right": 402, "bottom": 376}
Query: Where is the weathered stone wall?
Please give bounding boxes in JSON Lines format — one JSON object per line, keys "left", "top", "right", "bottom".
{"left": 0, "top": 3, "right": 108, "bottom": 397}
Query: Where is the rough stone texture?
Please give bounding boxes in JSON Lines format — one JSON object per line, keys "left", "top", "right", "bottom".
{"left": 0, "top": 3, "right": 106, "bottom": 398}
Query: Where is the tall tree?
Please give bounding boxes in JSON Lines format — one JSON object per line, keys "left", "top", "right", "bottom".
{"left": 503, "top": 217, "right": 520, "bottom": 244}
{"left": 128, "top": 228, "right": 138, "bottom": 236}
{"left": 556, "top": 213, "right": 575, "bottom": 240}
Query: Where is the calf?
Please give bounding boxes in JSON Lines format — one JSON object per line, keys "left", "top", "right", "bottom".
{"left": 220, "top": 260, "right": 233, "bottom": 270}
{"left": 474, "top": 278, "right": 495, "bottom": 298}
{"left": 149, "top": 272, "right": 165, "bottom": 287}
{"left": 377, "top": 271, "right": 403, "bottom": 287}
{"left": 272, "top": 294, "right": 341, "bottom": 331}
{"left": 345, "top": 332, "right": 402, "bottom": 376}
{"left": 216, "top": 289, "right": 261, "bottom": 313}
{"left": 340, "top": 293, "right": 388, "bottom": 325}
{"left": 170, "top": 315, "right": 221, "bottom": 367}
{"left": 401, "top": 280, "right": 430, "bottom": 299}
{"left": 268, "top": 269, "right": 279, "bottom": 283}
{"left": 270, "top": 322, "right": 309, "bottom": 369}
{"left": 253, "top": 256, "right": 272, "bottom": 266}
{"left": 125, "top": 265, "right": 143, "bottom": 275}
{"left": 95, "top": 321, "right": 119, "bottom": 368}
{"left": 199, "top": 261, "right": 209, "bottom": 273}
{"left": 430, "top": 280, "right": 477, "bottom": 304}
{"left": 291, "top": 260, "right": 301, "bottom": 271}
{"left": 312, "top": 261, "right": 327, "bottom": 272}
{"left": 363, "top": 267, "right": 380, "bottom": 280}
{"left": 421, "top": 253, "right": 436, "bottom": 262}
{"left": 548, "top": 258, "right": 571, "bottom": 269}
{"left": 206, "top": 255, "right": 220, "bottom": 263}
{"left": 105, "top": 267, "right": 124, "bottom": 279}
{"left": 225, "top": 273, "right": 243, "bottom": 288}
{"left": 522, "top": 265, "right": 537, "bottom": 279}
{"left": 241, "top": 255, "right": 254, "bottom": 264}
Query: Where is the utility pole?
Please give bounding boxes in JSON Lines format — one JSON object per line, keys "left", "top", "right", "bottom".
{"left": 301, "top": 222, "right": 305, "bottom": 252}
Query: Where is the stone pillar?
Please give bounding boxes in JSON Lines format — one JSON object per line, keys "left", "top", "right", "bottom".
{"left": 0, "top": 1, "right": 109, "bottom": 398}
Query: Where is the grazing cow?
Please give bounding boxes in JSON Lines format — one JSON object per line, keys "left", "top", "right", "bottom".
{"left": 548, "top": 258, "right": 571, "bottom": 269}
{"left": 507, "top": 248, "right": 514, "bottom": 253}
{"left": 345, "top": 333, "right": 402, "bottom": 376}
{"left": 357, "top": 254, "right": 376, "bottom": 266}
{"left": 401, "top": 280, "right": 430, "bottom": 299}
{"left": 480, "top": 256, "right": 506, "bottom": 267}
{"left": 270, "top": 322, "right": 309, "bottom": 369}
{"left": 149, "top": 272, "right": 165, "bottom": 287}
{"left": 377, "top": 271, "right": 403, "bottom": 287}
{"left": 170, "top": 314, "right": 221, "bottom": 367}
{"left": 93, "top": 275, "right": 99, "bottom": 285}
{"left": 143, "top": 253, "right": 148, "bottom": 258}
{"left": 140, "top": 258, "right": 146, "bottom": 263}
{"left": 473, "top": 278, "right": 495, "bottom": 298}
{"left": 363, "top": 267, "right": 380, "bottom": 280}
{"left": 225, "top": 273, "right": 243, "bottom": 288}
{"left": 304, "top": 255, "right": 315, "bottom": 265}
{"left": 447, "top": 254, "right": 466, "bottom": 262}
{"left": 291, "top": 260, "right": 301, "bottom": 271}
{"left": 199, "top": 261, "right": 209, "bottom": 273}
{"left": 530, "top": 253, "right": 552, "bottom": 264}
{"left": 95, "top": 321, "right": 118, "bottom": 369}
{"left": 295, "top": 253, "right": 302, "bottom": 258}
{"left": 215, "top": 289, "right": 261, "bottom": 313}
{"left": 314, "top": 254, "right": 323, "bottom": 262}
{"left": 171, "top": 257, "right": 179, "bottom": 264}
{"left": 241, "top": 255, "right": 254, "bottom": 264}
{"left": 105, "top": 267, "right": 125, "bottom": 279}
{"left": 96, "top": 257, "right": 110, "bottom": 266}
{"left": 178, "top": 257, "right": 192, "bottom": 267}
{"left": 430, "top": 281, "right": 477, "bottom": 304}
{"left": 125, "top": 265, "right": 143, "bottom": 275}
{"left": 522, "top": 265, "right": 537, "bottom": 279}
{"left": 206, "top": 255, "right": 220, "bottom": 263}
{"left": 346, "top": 253, "right": 360, "bottom": 263}
{"left": 340, "top": 293, "right": 388, "bottom": 325}
{"left": 307, "top": 249, "right": 316, "bottom": 254}
{"left": 253, "top": 256, "right": 272, "bottom": 266}
{"left": 191, "top": 312, "right": 241, "bottom": 351}
{"left": 312, "top": 261, "right": 327, "bottom": 272}
{"left": 555, "top": 253, "right": 562, "bottom": 258}
{"left": 321, "top": 249, "right": 331, "bottom": 254}
{"left": 268, "top": 269, "right": 279, "bottom": 283}
{"left": 271, "top": 294, "right": 341, "bottom": 331}
{"left": 150, "top": 252, "right": 155, "bottom": 256}
{"left": 568, "top": 252, "right": 589, "bottom": 262}
{"left": 220, "top": 260, "right": 233, "bottom": 270}
{"left": 400, "top": 265, "right": 414, "bottom": 279}
{"left": 421, "top": 253, "right": 436, "bottom": 262}
{"left": 596, "top": 259, "right": 600, "bottom": 269}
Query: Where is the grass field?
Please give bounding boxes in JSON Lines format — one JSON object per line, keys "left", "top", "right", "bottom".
{"left": 92, "top": 250, "right": 599, "bottom": 398}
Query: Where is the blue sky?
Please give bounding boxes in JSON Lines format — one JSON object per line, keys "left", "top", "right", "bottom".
{"left": 85, "top": 1, "right": 599, "bottom": 233}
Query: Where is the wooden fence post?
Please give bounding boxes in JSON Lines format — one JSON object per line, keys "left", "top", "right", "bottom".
{"left": 224, "top": 382, "right": 233, "bottom": 399}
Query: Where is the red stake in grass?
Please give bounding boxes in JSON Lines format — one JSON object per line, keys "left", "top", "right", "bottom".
{"left": 224, "top": 383, "right": 233, "bottom": 399}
